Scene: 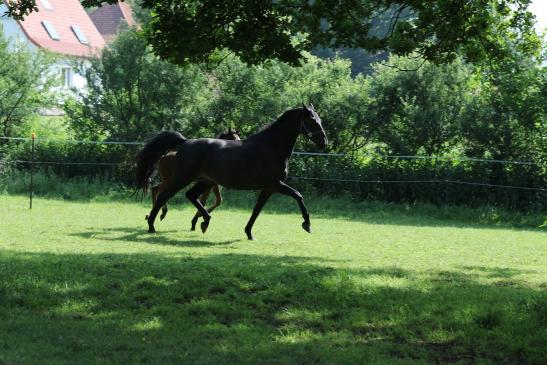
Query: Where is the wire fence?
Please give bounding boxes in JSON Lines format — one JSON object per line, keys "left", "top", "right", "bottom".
{"left": 1, "top": 135, "right": 546, "bottom": 209}
{"left": 5, "top": 159, "right": 546, "bottom": 191}
{"left": 0, "top": 135, "right": 540, "bottom": 164}
{"left": 289, "top": 176, "right": 547, "bottom": 192}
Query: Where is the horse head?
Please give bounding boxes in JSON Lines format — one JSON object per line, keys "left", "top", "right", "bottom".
{"left": 300, "top": 104, "right": 328, "bottom": 149}
{"left": 218, "top": 128, "right": 241, "bottom": 141}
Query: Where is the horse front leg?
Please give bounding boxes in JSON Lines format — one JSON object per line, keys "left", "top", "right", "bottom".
{"left": 275, "top": 181, "right": 311, "bottom": 233}
{"left": 244, "top": 190, "right": 273, "bottom": 240}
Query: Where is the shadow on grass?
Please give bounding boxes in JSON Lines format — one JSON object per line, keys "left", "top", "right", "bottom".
{"left": 176, "top": 190, "right": 547, "bottom": 232}
{"left": 70, "top": 227, "right": 242, "bottom": 247}
{"left": 0, "top": 251, "right": 545, "bottom": 364}
{"left": 3, "top": 191, "right": 545, "bottom": 231}
{"left": 458, "top": 265, "right": 540, "bottom": 279}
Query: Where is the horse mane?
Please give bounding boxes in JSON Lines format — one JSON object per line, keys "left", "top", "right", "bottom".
{"left": 256, "top": 107, "right": 301, "bottom": 135}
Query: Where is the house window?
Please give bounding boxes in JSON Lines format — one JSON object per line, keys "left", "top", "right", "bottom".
{"left": 71, "top": 25, "right": 89, "bottom": 44}
{"left": 40, "top": 0, "right": 53, "bottom": 10}
{"left": 62, "top": 67, "right": 74, "bottom": 88}
{"left": 42, "top": 21, "right": 60, "bottom": 40}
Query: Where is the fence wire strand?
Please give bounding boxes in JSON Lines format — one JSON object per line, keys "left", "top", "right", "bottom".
{"left": 1, "top": 135, "right": 541, "bottom": 165}
{"left": 1, "top": 136, "right": 545, "bottom": 193}
{"left": 12, "top": 160, "right": 121, "bottom": 166}
{"left": 289, "top": 176, "right": 546, "bottom": 192}
{"left": 0, "top": 136, "right": 142, "bottom": 145}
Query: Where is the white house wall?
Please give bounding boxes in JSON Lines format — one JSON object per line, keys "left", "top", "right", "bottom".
{"left": 72, "top": 63, "right": 87, "bottom": 90}
{"left": 56, "top": 58, "right": 90, "bottom": 92}
{"left": 1, "top": 3, "right": 88, "bottom": 94}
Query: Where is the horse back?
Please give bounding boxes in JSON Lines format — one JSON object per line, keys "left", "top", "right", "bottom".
{"left": 178, "top": 138, "right": 287, "bottom": 189}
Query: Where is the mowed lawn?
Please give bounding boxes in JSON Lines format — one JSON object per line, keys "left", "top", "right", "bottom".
{"left": 0, "top": 195, "right": 545, "bottom": 365}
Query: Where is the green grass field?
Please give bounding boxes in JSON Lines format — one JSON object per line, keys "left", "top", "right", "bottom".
{"left": 1, "top": 194, "right": 546, "bottom": 364}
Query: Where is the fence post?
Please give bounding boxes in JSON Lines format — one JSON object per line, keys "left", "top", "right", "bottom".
{"left": 29, "top": 132, "right": 35, "bottom": 210}
{"left": 444, "top": 165, "right": 450, "bottom": 205}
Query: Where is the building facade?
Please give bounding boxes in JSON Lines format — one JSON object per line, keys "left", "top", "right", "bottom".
{"left": 0, "top": 0, "right": 107, "bottom": 91}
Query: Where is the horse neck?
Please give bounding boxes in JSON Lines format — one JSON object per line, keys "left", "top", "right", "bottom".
{"left": 253, "top": 109, "right": 301, "bottom": 160}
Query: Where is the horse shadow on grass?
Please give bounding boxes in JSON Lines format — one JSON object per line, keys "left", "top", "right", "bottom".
{"left": 0, "top": 250, "right": 545, "bottom": 364}
{"left": 71, "top": 226, "right": 241, "bottom": 247}
{"left": 216, "top": 191, "right": 546, "bottom": 233}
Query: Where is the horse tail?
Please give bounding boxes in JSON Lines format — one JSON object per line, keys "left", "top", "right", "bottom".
{"left": 134, "top": 131, "right": 186, "bottom": 196}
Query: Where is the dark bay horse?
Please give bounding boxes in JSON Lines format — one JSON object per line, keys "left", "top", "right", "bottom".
{"left": 135, "top": 105, "right": 327, "bottom": 240}
{"left": 146, "top": 129, "right": 241, "bottom": 229}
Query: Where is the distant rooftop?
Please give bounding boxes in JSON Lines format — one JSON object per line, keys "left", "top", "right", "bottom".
{"left": 4, "top": 0, "right": 105, "bottom": 57}
{"left": 89, "top": 1, "right": 137, "bottom": 43}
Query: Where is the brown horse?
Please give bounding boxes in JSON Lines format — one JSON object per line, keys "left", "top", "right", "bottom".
{"left": 135, "top": 105, "right": 327, "bottom": 240}
{"left": 146, "top": 128, "right": 240, "bottom": 229}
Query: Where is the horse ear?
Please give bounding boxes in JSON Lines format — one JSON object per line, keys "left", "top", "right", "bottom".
{"left": 302, "top": 102, "right": 308, "bottom": 111}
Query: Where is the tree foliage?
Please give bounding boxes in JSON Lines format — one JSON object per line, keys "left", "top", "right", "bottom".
{"left": 65, "top": 27, "right": 545, "bottom": 165}
{"left": 459, "top": 58, "right": 546, "bottom": 164}
{"left": 366, "top": 57, "right": 470, "bottom": 156}
{"left": 65, "top": 28, "right": 210, "bottom": 142}
{"left": 0, "top": 28, "right": 56, "bottom": 138}
{"left": 34, "top": 25, "right": 544, "bottom": 209}
{"left": 4, "top": 0, "right": 542, "bottom": 66}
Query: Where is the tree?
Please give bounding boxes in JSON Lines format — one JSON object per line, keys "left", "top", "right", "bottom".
{"left": 192, "top": 53, "right": 374, "bottom": 154}
{"left": 0, "top": 28, "right": 57, "bottom": 138}
{"left": 65, "top": 28, "right": 210, "bottom": 142}
{"left": 365, "top": 56, "right": 470, "bottom": 156}
{"left": 312, "top": 47, "right": 388, "bottom": 76}
{"left": 188, "top": 56, "right": 295, "bottom": 138}
{"left": 4, "top": 1, "right": 541, "bottom": 66}
{"left": 459, "top": 58, "right": 546, "bottom": 164}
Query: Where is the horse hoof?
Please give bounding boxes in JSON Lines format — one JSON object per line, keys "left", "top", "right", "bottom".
{"left": 247, "top": 236, "right": 255, "bottom": 241}
{"left": 201, "top": 221, "right": 209, "bottom": 234}
{"left": 145, "top": 215, "right": 149, "bottom": 220}
{"left": 160, "top": 213, "right": 166, "bottom": 221}
{"left": 148, "top": 228, "right": 156, "bottom": 234}
{"left": 302, "top": 222, "right": 311, "bottom": 233}
{"left": 190, "top": 226, "right": 196, "bottom": 231}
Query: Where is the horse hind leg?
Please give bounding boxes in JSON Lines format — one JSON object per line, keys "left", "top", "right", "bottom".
{"left": 160, "top": 202, "right": 168, "bottom": 221}
{"left": 190, "top": 214, "right": 198, "bottom": 231}
{"left": 146, "top": 183, "right": 161, "bottom": 220}
{"left": 245, "top": 189, "right": 273, "bottom": 240}
{"left": 145, "top": 184, "right": 168, "bottom": 221}
{"left": 206, "top": 185, "right": 223, "bottom": 214}
{"left": 190, "top": 188, "right": 211, "bottom": 231}
{"left": 147, "top": 179, "right": 190, "bottom": 233}
{"left": 185, "top": 181, "right": 215, "bottom": 234}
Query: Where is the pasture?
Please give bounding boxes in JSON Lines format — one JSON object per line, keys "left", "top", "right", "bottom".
{"left": 0, "top": 194, "right": 546, "bottom": 364}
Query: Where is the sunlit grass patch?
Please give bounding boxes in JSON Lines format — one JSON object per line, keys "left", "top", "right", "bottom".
{"left": 0, "top": 195, "right": 545, "bottom": 364}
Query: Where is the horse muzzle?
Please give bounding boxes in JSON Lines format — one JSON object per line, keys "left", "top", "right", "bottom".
{"left": 313, "top": 134, "right": 328, "bottom": 150}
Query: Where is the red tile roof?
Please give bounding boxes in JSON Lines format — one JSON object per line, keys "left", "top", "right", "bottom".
{"left": 5, "top": 0, "right": 105, "bottom": 57}
{"left": 89, "top": 1, "right": 137, "bottom": 43}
